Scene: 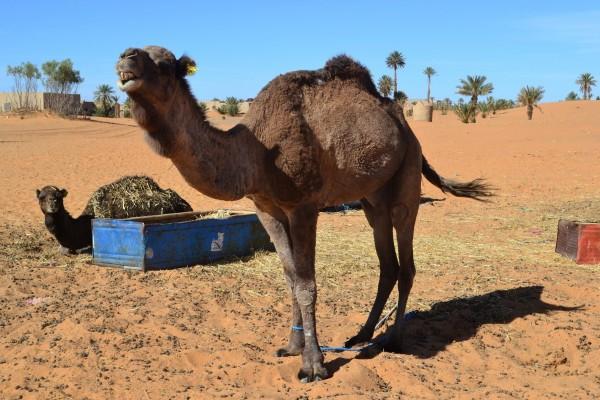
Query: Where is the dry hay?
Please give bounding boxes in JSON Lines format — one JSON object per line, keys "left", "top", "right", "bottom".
{"left": 82, "top": 176, "right": 192, "bottom": 219}
{"left": 195, "top": 209, "right": 232, "bottom": 220}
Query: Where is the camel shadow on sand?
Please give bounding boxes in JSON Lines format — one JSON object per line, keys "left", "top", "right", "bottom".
{"left": 393, "top": 285, "right": 581, "bottom": 358}
{"left": 326, "top": 285, "right": 581, "bottom": 374}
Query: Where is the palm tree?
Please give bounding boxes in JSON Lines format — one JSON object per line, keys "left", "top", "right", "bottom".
{"left": 94, "top": 84, "right": 118, "bottom": 117}
{"left": 386, "top": 51, "right": 405, "bottom": 99}
{"left": 575, "top": 73, "right": 596, "bottom": 100}
{"left": 123, "top": 96, "right": 132, "bottom": 117}
{"left": 486, "top": 96, "right": 496, "bottom": 115}
{"left": 456, "top": 75, "right": 493, "bottom": 122}
{"left": 377, "top": 75, "right": 393, "bottom": 98}
{"left": 423, "top": 67, "right": 436, "bottom": 102}
{"left": 457, "top": 75, "right": 494, "bottom": 107}
{"left": 518, "top": 86, "right": 544, "bottom": 120}
{"left": 441, "top": 98, "right": 452, "bottom": 115}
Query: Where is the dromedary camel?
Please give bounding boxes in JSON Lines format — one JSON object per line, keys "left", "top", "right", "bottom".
{"left": 37, "top": 176, "right": 192, "bottom": 254}
{"left": 116, "top": 46, "right": 493, "bottom": 382}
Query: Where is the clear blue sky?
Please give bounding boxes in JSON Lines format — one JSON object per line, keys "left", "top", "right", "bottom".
{"left": 1, "top": 1, "right": 599, "bottom": 103}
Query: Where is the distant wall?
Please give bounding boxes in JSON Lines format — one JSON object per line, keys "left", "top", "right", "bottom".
{"left": 43, "top": 93, "right": 81, "bottom": 114}
{"left": 0, "top": 92, "right": 80, "bottom": 114}
{"left": 0, "top": 92, "right": 44, "bottom": 112}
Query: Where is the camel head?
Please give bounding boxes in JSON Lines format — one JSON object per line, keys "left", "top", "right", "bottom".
{"left": 116, "top": 46, "right": 196, "bottom": 102}
{"left": 36, "top": 186, "right": 68, "bottom": 215}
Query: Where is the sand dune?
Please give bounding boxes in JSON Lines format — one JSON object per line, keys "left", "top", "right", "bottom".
{"left": 0, "top": 101, "right": 599, "bottom": 399}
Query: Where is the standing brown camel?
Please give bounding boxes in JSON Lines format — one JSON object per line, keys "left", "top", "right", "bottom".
{"left": 116, "top": 46, "right": 493, "bottom": 382}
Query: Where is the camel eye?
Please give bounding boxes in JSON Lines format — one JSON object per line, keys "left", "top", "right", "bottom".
{"left": 157, "top": 61, "right": 174, "bottom": 74}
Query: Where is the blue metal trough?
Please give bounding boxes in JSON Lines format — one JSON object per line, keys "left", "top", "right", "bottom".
{"left": 92, "top": 211, "right": 273, "bottom": 271}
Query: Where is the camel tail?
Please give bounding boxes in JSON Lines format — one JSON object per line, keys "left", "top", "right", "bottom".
{"left": 422, "top": 156, "right": 496, "bottom": 201}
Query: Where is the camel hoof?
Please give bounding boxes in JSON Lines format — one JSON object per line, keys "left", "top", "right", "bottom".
{"left": 344, "top": 330, "right": 373, "bottom": 348}
{"left": 298, "top": 364, "right": 328, "bottom": 383}
{"left": 275, "top": 346, "right": 302, "bottom": 357}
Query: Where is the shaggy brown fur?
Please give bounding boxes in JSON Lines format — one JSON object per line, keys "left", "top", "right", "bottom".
{"left": 117, "top": 47, "right": 494, "bottom": 382}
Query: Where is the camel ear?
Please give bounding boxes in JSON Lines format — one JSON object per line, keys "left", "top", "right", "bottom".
{"left": 177, "top": 55, "right": 197, "bottom": 78}
{"left": 36, "top": 189, "right": 41, "bottom": 198}
{"left": 59, "top": 189, "right": 68, "bottom": 198}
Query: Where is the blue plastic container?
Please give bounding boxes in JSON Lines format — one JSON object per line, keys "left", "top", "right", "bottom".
{"left": 92, "top": 211, "right": 273, "bottom": 271}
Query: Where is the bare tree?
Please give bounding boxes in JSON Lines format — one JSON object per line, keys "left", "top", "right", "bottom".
{"left": 6, "top": 62, "right": 41, "bottom": 111}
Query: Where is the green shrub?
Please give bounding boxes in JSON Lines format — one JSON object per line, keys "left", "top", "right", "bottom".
{"left": 394, "top": 90, "right": 408, "bottom": 104}
{"left": 454, "top": 103, "right": 477, "bottom": 123}
{"left": 565, "top": 91, "right": 579, "bottom": 101}
{"left": 478, "top": 102, "right": 490, "bottom": 118}
{"left": 219, "top": 97, "right": 240, "bottom": 116}
{"left": 494, "top": 99, "right": 515, "bottom": 110}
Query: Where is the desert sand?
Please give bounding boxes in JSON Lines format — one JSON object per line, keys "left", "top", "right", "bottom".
{"left": 0, "top": 101, "right": 599, "bottom": 399}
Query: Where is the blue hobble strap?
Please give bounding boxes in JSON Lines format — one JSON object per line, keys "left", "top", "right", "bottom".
{"left": 320, "top": 342, "right": 377, "bottom": 353}
{"left": 319, "top": 311, "right": 417, "bottom": 352}
{"left": 291, "top": 325, "right": 304, "bottom": 332}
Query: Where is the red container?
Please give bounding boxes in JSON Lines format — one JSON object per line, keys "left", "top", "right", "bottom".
{"left": 555, "top": 219, "right": 600, "bottom": 264}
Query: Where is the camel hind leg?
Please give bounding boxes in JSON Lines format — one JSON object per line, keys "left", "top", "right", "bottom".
{"left": 385, "top": 143, "right": 422, "bottom": 352}
{"left": 345, "top": 193, "right": 399, "bottom": 348}
{"left": 345, "top": 136, "right": 422, "bottom": 351}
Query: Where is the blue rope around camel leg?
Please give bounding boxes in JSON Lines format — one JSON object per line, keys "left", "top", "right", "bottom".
{"left": 320, "top": 343, "right": 377, "bottom": 352}
{"left": 291, "top": 310, "right": 418, "bottom": 353}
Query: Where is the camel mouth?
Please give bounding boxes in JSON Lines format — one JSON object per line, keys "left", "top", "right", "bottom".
{"left": 42, "top": 203, "right": 60, "bottom": 214}
{"left": 118, "top": 71, "right": 142, "bottom": 92}
{"left": 120, "top": 71, "right": 137, "bottom": 83}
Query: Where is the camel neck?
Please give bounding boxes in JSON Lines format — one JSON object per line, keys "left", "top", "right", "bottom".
{"left": 44, "top": 209, "right": 92, "bottom": 250}
{"left": 45, "top": 209, "right": 72, "bottom": 235}
{"left": 136, "top": 82, "right": 259, "bottom": 201}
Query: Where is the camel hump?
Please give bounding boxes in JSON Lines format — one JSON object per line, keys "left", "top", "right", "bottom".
{"left": 322, "top": 55, "right": 379, "bottom": 96}
{"left": 254, "top": 55, "right": 380, "bottom": 103}
{"left": 323, "top": 55, "right": 369, "bottom": 80}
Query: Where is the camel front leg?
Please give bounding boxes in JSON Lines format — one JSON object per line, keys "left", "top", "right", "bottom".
{"left": 254, "top": 204, "right": 304, "bottom": 356}
{"left": 286, "top": 205, "right": 328, "bottom": 382}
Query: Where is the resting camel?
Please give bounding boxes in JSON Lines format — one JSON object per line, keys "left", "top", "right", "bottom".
{"left": 37, "top": 186, "right": 94, "bottom": 254}
{"left": 116, "top": 46, "right": 493, "bottom": 382}
{"left": 37, "top": 176, "right": 192, "bottom": 254}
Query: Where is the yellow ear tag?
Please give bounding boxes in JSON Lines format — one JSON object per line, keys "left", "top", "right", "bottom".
{"left": 186, "top": 65, "right": 198, "bottom": 76}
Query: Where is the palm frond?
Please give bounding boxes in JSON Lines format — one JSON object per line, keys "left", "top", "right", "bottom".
{"left": 386, "top": 51, "right": 406, "bottom": 69}
{"left": 518, "top": 86, "right": 545, "bottom": 106}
